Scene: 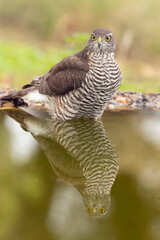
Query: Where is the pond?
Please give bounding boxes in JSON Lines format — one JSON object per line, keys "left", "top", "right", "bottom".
{"left": 0, "top": 108, "right": 160, "bottom": 240}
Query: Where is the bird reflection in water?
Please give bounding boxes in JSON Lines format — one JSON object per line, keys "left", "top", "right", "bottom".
{"left": 3, "top": 108, "right": 119, "bottom": 217}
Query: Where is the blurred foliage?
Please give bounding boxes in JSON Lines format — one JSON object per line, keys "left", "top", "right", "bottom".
{"left": 0, "top": 37, "right": 160, "bottom": 92}
{"left": 64, "top": 32, "right": 89, "bottom": 51}
{"left": 0, "top": 0, "right": 160, "bottom": 58}
{"left": 0, "top": 41, "right": 71, "bottom": 88}
{"left": 0, "top": 0, "right": 160, "bottom": 91}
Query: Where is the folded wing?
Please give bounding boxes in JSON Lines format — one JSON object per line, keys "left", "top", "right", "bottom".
{"left": 39, "top": 52, "right": 89, "bottom": 96}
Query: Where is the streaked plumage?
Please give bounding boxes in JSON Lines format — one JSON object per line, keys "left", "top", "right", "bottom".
{"left": 4, "top": 108, "right": 119, "bottom": 217}
{"left": 1, "top": 28, "right": 122, "bottom": 120}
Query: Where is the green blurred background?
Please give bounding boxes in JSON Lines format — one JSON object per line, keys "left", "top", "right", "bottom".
{"left": 0, "top": 2, "right": 160, "bottom": 239}
{"left": 0, "top": 0, "right": 160, "bottom": 91}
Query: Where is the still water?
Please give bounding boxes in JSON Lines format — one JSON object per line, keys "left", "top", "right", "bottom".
{"left": 0, "top": 108, "right": 160, "bottom": 240}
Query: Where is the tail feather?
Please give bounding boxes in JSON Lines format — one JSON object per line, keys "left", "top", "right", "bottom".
{"left": 0, "top": 77, "right": 41, "bottom": 108}
{"left": 0, "top": 93, "right": 27, "bottom": 107}
{"left": 0, "top": 76, "right": 42, "bottom": 107}
{"left": 0, "top": 86, "right": 37, "bottom": 108}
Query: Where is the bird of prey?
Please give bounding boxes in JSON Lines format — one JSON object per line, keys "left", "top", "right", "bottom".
{"left": 3, "top": 108, "right": 119, "bottom": 217}
{"left": 1, "top": 28, "right": 122, "bottom": 120}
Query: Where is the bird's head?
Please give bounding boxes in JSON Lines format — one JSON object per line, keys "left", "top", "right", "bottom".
{"left": 83, "top": 192, "right": 111, "bottom": 217}
{"left": 87, "top": 28, "right": 115, "bottom": 54}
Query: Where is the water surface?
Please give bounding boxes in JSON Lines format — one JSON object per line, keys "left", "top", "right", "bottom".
{"left": 0, "top": 109, "right": 160, "bottom": 240}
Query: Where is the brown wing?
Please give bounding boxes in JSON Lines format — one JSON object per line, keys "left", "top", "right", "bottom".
{"left": 0, "top": 49, "right": 89, "bottom": 107}
{"left": 38, "top": 51, "right": 89, "bottom": 96}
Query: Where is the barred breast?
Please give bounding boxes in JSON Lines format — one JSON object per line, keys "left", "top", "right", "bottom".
{"left": 5, "top": 108, "right": 119, "bottom": 217}
{"left": 30, "top": 117, "right": 119, "bottom": 216}
{"left": 50, "top": 52, "right": 121, "bottom": 120}
{"left": 53, "top": 119, "right": 119, "bottom": 195}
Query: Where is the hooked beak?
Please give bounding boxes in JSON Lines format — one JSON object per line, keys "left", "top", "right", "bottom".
{"left": 97, "top": 37, "right": 102, "bottom": 48}
{"left": 92, "top": 208, "right": 97, "bottom": 214}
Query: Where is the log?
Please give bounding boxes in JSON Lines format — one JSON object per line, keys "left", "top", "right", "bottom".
{"left": 0, "top": 88, "right": 160, "bottom": 111}
{"left": 107, "top": 91, "right": 160, "bottom": 111}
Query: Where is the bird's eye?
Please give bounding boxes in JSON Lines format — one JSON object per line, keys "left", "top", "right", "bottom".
{"left": 86, "top": 207, "right": 91, "bottom": 213}
{"left": 105, "top": 36, "right": 110, "bottom": 42}
{"left": 92, "top": 35, "right": 96, "bottom": 41}
{"left": 100, "top": 207, "right": 105, "bottom": 213}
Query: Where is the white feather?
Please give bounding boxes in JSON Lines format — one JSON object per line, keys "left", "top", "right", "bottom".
{"left": 24, "top": 90, "right": 49, "bottom": 102}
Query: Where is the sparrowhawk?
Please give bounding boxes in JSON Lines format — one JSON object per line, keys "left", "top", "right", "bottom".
{"left": 4, "top": 108, "right": 119, "bottom": 217}
{"left": 1, "top": 28, "right": 122, "bottom": 120}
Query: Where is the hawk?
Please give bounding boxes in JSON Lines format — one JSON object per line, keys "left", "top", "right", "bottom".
{"left": 1, "top": 28, "right": 122, "bottom": 120}
{"left": 4, "top": 108, "right": 119, "bottom": 217}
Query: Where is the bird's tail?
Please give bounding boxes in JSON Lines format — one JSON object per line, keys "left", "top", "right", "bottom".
{"left": 0, "top": 86, "right": 37, "bottom": 109}
{"left": 0, "top": 78, "right": 40, "bottom": 108}
{"left": 0, "top": 92, "right": 26, "bottom": 108}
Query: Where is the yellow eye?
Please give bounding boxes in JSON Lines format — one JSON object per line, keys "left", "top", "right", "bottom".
{"left": 100, "top": 207, "right": 105, "bottom": 213}
{"left": 86, "top": 207, "right": 91, "bottom": 213}
{"left": 92, "top": 35, "right": 96, "bottom": 41}
{"left": 105, "top": 36, "right": 110, "bottom": 42}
